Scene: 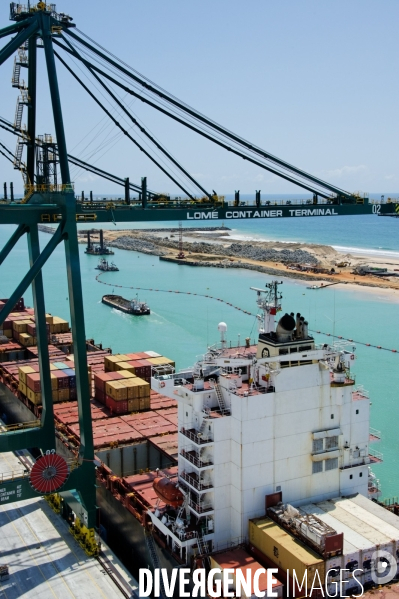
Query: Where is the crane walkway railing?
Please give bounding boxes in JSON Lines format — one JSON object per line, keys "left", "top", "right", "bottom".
{"left": 0, "top": 420, "right": 41, "bottom": 434}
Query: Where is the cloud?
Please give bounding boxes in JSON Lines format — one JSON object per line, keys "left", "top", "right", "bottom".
{"left": 190, "top": 173, "right": 205, "bottom": 179}
{"left": 75, "top": 173, "right": 99, "bottom": 183}
{"left": 324, "top": 165, "right": 367, "bottom": 178}
{"left": 384, "top": 174, "right": 395, "bottom": 180}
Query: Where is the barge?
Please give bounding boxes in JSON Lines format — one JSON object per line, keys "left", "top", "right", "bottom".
{"left": 102, "top": 294, "right": 150, "bottom": 315}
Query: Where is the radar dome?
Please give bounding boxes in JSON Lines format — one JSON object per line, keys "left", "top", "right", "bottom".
{"left": 218, "top": 322, "right": 227, "bottom": 332}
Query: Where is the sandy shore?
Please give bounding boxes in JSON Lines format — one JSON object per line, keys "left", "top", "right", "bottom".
{"left": 72, "top": 227, "right": 399, "bottom": 298}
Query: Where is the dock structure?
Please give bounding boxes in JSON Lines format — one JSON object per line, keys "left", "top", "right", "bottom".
{"left": 0, "top": 450, "right": 138, "bottom": 599}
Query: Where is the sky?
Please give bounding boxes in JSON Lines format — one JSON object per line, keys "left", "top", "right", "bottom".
{"left": 0, "top": 0, "right": 398, "bottom": 196}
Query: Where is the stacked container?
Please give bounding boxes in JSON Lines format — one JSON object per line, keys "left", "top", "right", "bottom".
{"left": 94, "top": 366, "right": 150, "bottom": 414}
{"left": 17, "top": 359, "right": 90, "bottom": 406}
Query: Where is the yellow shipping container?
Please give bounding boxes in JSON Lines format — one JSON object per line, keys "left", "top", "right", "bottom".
{"left": 18, "top": 381, "right": 27, "bottom": 396}
{"left": 18, "top": 333, "right": 32, "bottom": 346}
{"left": 50, "top": 373, "right": 58, "bottom": 390}
{"left": 58, "top": 388, "right": 70, "bottom": 401}
{"left": 249, "top": 519, "right": 324, "bottom": 585}
{"left": 104, "top": 355, "right": 123, "bottom": 372}
{"left": 139, "top": 397, "right": 150, "bottom": 411}
{"left": 18, "top": 365, "right": 36, "bottom": 384}
{"left": 13, "top": 320, "right": 31, "bottom": 333}
{"left": 115, "top": 362, "right": 136, "bottom": 373}
{"left": 147, "top": 357, "right": 175, "bottom": 367}
{"left": 127, "top": 398, "right": 140, "bottom": 412}
{"left": 138, "top": 381, "right": 150, "bottom": 398}
{"left": 123, "top": 379, "right": 139, "bottom": 399}
{"left": 52, "top": 390, "right": 60, "bottom": 402}
{"left": 26, "top": 387, "right": 41, "bottom": 405}
{"left": 105, "top": 381, "right": 128, "bottom": 401}
{"left": 3, "top": 329, "right": 12, "bottom": 338}
{"left": 117, "top": 370, "right": 136, "bottom": 379}
{"left": 45, "top": 314, "right": 54, "bottom": 324}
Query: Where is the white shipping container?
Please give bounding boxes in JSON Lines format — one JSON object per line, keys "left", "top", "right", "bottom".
{"left": 351, "top": 493, "right": 399, "bottom": 530}
{"left": 333, "top": 497, "right": 399, "bottom": 561}
{"left": 333, "top": 498, "right": 399, "bottom": 539}
{"left": 301, "top": 503, "right": 378, "bottom": 577}
{"left": 317, "top": 501, "right": 392, "bottom": 546}
{"left": 300, "top": 504, "right": 362, "bottom": 579}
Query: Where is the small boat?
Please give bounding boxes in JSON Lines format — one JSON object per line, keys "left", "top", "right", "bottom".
{"left": 102, "top": 294, "right": 150, "bottom": 315}
{"left": 95, "top": 258, "right": 119, "bottom": 272}
{"left": 306, "top": 284, "right": 319, "bottom": 289}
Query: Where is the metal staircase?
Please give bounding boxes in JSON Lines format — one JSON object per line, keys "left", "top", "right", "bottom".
{"left": 12, "top": 48, "right": 28, "bottom": 89}
{"left": 212, "top": 380, "right": 227, "bottom": 415}
{"left": 144, "top": 528, "right": 166, "bottom": 599}
{"left": 12, "top": 57, "right": 21, "bottom": 88}
{"left": 14, "top": 139, "right": 24, "bottom": 169}
{"left": 196, "top": 531, "right": 211, "bottom": 567}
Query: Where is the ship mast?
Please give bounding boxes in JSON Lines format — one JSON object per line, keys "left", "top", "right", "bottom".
{"left": 250, "top": 280, "right": 283, "bottom": 335}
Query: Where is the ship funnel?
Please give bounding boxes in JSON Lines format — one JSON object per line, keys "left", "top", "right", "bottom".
{"left": 303, "top": 320, "right": 309, "bottom": 338}
{"left": 296, "top": 313, "right": 302, "bottom": 338}
{"left": 218, "top": 322, "right": 227, "bottom": 348}
{"left": 276, "top": 313, "right": 295, "bottom": 342}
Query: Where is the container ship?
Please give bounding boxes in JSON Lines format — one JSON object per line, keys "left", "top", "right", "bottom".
{"left": 1, "top": 284, "right": 398, "bottom": 597}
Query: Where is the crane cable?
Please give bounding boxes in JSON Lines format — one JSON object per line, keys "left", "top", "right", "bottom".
{"left": 66, "top": 27, "right": 350, "bottom": 199}
{"left": 54, "top": 38, "right": 332, "bottom": 199}
{"left": 61, "top": 34, "right": 212, "bottom": 200}
{"left": 54, "top": 49, "right": 197, "bottom": 200}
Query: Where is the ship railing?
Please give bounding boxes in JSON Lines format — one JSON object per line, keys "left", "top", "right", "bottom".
{"left": 369, "top": 427, "right": 381, "bottom": 440}
{"left": 180, "top": 427, "right": 213, "bottom": 445}
{"left": 181, "top": 471, "right": 213, "bottom": 492}
{"left": 180, "top": 450, "right": 213, "bottom": 469}
{"left": 354, "top": 385, "right": 369, "bottom": 398}
{"left": 212, "top": 536, "right": 247, "bottom": 552}
{"left": 188, "top": 499, "right": 213, "bottom": 514}
{"left": 369, "top": 448, "right": 383, "bottom": 462}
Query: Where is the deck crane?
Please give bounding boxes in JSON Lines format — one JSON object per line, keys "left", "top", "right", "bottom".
{"left": 0, "top": 2, "right": 396, "bottom": 546}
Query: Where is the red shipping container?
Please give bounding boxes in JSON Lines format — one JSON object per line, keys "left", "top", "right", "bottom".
{"left": 95, "top": 389, "right": 106, "bottom": 404}
{"left": 105, "top": 395, "right": 128, "bottom": 415}
{"left": 26, "top": 372, "right": 41, "bottom": 393}
{"left": 52, "top": 370, "right": 69, "bottom": 389}
{"left": 93, "top": 372, "right": 111, "bottom": 392}
{"left": 107, "top": 372, "right": 125, "bottom": 381}
{"left": 3, "top": 319, "right": 12, "bottom": 330}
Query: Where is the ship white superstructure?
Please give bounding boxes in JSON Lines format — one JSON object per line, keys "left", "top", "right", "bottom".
{"left": 149, "top": 281, "right": 381, "bottom": 563}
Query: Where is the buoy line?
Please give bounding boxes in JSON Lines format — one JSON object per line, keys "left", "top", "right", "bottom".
{"left": 309, "top": 329, "right": 397, "bottom": 354}
{"left": 95, "top": 273, "right": 256, "bottom": 316}
{"left": 96, "top": 274, "right": 397, "bottom": 353}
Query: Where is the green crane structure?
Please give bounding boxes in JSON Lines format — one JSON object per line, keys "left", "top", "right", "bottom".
{"left": 0, "top": 2, "right": 397, "bottom": 540}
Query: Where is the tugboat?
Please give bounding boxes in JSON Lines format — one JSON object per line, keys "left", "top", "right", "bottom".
{"left": 102, "top": 294, "right": 150, "bottom": 315}
{"left": 95, "top": 258, "right": 119, "bottom": 272}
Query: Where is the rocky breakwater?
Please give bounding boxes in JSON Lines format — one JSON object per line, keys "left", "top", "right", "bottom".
{"left": 106, "top": 235, "right": 168, "bottom": 256}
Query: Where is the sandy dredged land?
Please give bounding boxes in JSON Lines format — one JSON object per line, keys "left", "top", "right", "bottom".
{"left": 78, "top": 227, "right": 399, "bottom": 299}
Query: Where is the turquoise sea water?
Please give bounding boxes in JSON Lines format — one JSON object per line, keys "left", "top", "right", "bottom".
{"left": 0, "top": 213, "right": 398, "bottom": 497}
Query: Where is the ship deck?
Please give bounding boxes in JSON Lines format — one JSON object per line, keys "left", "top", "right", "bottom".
{"left": 0, "top": 452, "right": 138, "bottom": 599}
